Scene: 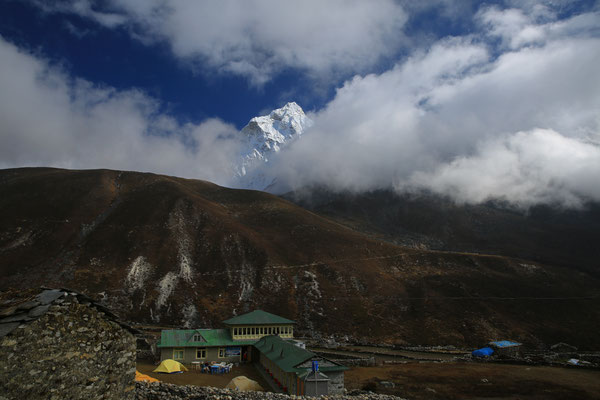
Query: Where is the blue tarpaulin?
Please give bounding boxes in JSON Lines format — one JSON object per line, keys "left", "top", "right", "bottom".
{"left": 489, "top": 340, "right": 521, "bottom": 348}
{"left": 472, "top": 347, "right": 494, "bottom": 357}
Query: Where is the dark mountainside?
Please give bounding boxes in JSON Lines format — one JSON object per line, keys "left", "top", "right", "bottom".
{"left": 1, "top": 168, "right": 599, "bottom": 349}
{"left": 283, "top": 188, "right": 600, "bottom": 276}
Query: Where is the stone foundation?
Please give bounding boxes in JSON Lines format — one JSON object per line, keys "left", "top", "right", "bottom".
{"left": 135, "top": 381, "right": 406, "bottom": 400}
{"left": 0, "top": 289, "right": 137, "bottom": 400}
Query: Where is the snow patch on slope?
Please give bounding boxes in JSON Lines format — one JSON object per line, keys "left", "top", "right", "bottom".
{"left": 179, "top": 252, "right": 193, "bottom": 283}
{"left": 156, "top": 272, "right": 178, "bottom": 310}
{"left": 181, "top": 303, "right": 198, "bottom": 328}
{"left": 125, "top": 256, "right": 152, "bottom": 292}
{"left": 169, "top": 203, "right": 195, "bottom": 283}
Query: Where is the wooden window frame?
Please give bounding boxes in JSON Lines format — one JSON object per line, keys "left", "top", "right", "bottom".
{"left": 196, "top": 347, "right": 206, "bottom": 359}
{"left": 173, "top": 348, "right": 184, "bottom": 360}
{"left": 218, "top": 347, "right": 226, "bottom": 358}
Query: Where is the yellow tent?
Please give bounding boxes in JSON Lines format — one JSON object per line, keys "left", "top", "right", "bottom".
{"left": 152, "top": 359, "right": 188, "bottom": 374}
{"left": 135, "top": 370, "right": 159, "bottom": 383}
{"left": 225, "top": 376, "right": 264, "bottom": 391}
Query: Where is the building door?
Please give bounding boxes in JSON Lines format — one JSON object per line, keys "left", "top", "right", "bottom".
{"left": 251, "top": 345, "right": 260, "bottom": 362}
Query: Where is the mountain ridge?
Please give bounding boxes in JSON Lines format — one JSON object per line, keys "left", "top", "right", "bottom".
{"left": 1, "top": 167, "right": 599, "bottom": 348}
{"left": 283, "top": 187, "right": 600, "bottom": 276}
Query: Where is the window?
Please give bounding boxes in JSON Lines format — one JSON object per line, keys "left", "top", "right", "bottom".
{"left": 193, "top": 334, "right": 202, "bottom": 342}
{"left": 196, "top": 348, "right": 206, "bottom": 359}
{"left": 275, "top": 327, "right": 279, "bottom": 335}
{"left": 252, "top": 327, "right": 255, "bottom": 335}
{"left": 268, "top": 327, "right": 272, "bottom": 335}
{"left": 218, "top": 348, "right": 225, "bottom": 358}
{"left": 173, "top": 348, "right": 184, "bottom": 360}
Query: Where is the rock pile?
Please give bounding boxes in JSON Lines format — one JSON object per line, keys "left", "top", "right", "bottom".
{"left": 135, "top": 381, "right": 406, "bottom": 400}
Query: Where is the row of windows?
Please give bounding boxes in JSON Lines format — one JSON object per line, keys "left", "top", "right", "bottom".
{"left": 233, "top": 326, "right": 292, "bottom": 336}
{"left": 173, "top": 347, "right": 226, "bottom": 360}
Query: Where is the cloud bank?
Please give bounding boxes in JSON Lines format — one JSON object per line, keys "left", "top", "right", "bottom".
{"left": 35, "top": 0, "right": 407, "bottom": 86}
{"left": 3, "top": 2, "right": 600, "bottom": 208}
{"left": 0, "top": 37, "right": 241, "bottom": 184}
{"left": 265, "top": 6, "right": 600, "bottom": 207}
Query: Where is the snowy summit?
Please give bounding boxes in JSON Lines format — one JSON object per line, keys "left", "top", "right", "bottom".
{"left": 234, "top": 102, "right": 312, "bottom": 190}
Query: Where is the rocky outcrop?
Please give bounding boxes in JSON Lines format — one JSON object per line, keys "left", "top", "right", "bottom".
{"left": 0, "top": 288, "right": 137, "bottom": 400}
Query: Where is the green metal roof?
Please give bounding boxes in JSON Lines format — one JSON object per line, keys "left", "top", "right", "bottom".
{"left": 254, "top": 335, "right": 314, "bottom": 373}
{"left": 157, "top": 328, "right": 256, "bottom": 348}
{"left": 298, "top": 370, "right": 330, "bottom": 380}
{"left": 222, "top": 310, "right": 295, "bottom": 326}
{"left": 253, "top": 335, "right": 348, "bottom": 375}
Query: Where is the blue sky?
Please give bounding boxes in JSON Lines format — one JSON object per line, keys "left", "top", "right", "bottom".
{"left": 1, "top": 0, "right": 599, "bottom": 206}
{"left": 1, "top": 0, "right": 559, "bottom": 127}
{"left": 1, "top": 1, "right": 319, "bottom": 128}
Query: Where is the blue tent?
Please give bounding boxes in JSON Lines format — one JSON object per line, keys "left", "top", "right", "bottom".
{"left": 472, "top": 347, "right": 494, "bottom": 357}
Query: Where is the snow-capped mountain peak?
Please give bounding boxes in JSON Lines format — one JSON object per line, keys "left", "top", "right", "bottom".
{"left": 234, "top": 102, "right": 312, "bottom": 190}
{"left": 242, "top": 101, "right": 310, "bottom": 150}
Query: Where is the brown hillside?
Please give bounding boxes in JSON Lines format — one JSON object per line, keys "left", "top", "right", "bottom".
{"left": 1, "top": 168, "right": 599, "bottom": 348}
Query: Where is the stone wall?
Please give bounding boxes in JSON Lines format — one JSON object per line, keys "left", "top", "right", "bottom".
{"left": 327, "top": 371, "right": 345, "bottom": 394}
{"left": 329, "top": 357, "right": 376, "bottom": 367}
{"left": 0, "top": 289, "right": 137, "bottom": 400}
{"left": 135, "top": 381, "right": 407, "bottom": 400}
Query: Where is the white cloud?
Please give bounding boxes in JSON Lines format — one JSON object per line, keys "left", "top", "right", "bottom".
{"left": 477, "top": 5, "right": 600, "bottom": 49}
{"left": 36, "top": 0, "right": 408, "bottom": 86}
{"left": 4, "top": 3, "right": 600, "bottom": 209}
{"left": 34, "top": 0, "right": 127, "bottom": 28}
{"left": 408, "top": 129, "right": 600, "bottom": 207}
{"left": 0, "top": 37, "right": 242, "bottom": 184}
{"left": 264, "top": 9, "right": 600, "bottom": 207}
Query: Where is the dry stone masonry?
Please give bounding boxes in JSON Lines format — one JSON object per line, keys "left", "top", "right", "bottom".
{"left": 135, "top": 381, "right": 406, "bottom": 400}
{"left": 0, "top": 288, "right": 138, "bottom": 400}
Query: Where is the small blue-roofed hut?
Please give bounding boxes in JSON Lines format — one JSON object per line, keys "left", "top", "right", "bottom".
{"left": 489, "top": 340, "right": 522, "bottom": 358}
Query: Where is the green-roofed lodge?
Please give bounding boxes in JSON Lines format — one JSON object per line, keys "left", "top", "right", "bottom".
{"left": 157, "top": 309, "right": 348, "bottom": 395}
{"left": 253, "top": 334, "right": 347, "bottom": 395}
